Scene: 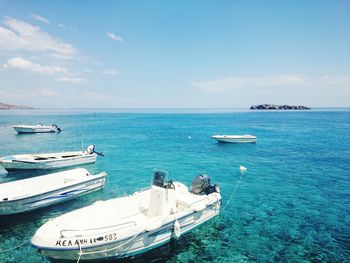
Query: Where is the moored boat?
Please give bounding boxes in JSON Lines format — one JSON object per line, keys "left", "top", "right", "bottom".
{"left": 0, "top": 145, "right": 103, "bottom": 171}
{"left": 12, "top": 124, "right": 61, "bottom": 133}
{"left": 211, "top": 134, "right": 257, "bottom": 143}
{"left": 31, "top": 170, "right": 221, "bottom": 261}
{"left": 0, "top": 168, "right": 107, "bottom": 215}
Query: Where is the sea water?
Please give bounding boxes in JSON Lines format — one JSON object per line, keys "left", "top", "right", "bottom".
{"left": 0, "top": 108, "right": 349, "bottom": 262}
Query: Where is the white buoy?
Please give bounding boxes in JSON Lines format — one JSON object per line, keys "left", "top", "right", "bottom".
{"left": 188, "top": 136, "right": 191, "bottom": 139}
{"left": 239, "top": 166, "right": 247, "bottom": 172}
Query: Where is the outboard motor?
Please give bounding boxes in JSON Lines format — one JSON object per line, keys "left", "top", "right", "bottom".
{"left": 52, "top": 124, "right": 61, "bottom": 131}
{"left": 191, "top": 174, "right": 220, "bottom": 195}
{"left": 87, "top": 145, "right": 95, "bottom": 154}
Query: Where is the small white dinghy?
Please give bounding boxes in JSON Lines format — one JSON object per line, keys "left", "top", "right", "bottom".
{"left": 12, "top": 124, "right": 61, "bottom": 133}
{"left": 0, "top": 145, "right": 103, "bottom": 171}
{"left": 211, "top": 134, "right": 257, "bottom": 143}
{"left": 31, "top": 170, "right": 221, "bottom": 261}
{"left": 0, "top": 168, "right": 107, "bottom": 215}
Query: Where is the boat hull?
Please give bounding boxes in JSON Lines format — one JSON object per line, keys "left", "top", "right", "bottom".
{"left": 212, "top": 135, "right": 257, "bottom": 143}
{"left": 32, "top": 202, "right": 220, "bottom": 260}
{"left": 0, "top": 175, "right": 106, "bottom": 215}
{"left": 13, "top": 126, "right": 57, "bottom": 133}
{"left": 0, "top": 154, "right": 97, "bottom": 170}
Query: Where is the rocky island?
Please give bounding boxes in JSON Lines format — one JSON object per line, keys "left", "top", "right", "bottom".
{"left": 250, "top": 104, "right": 310, "bottom": 110}
{"left": 0, "top": 102, "right": 34, "bottom": 110}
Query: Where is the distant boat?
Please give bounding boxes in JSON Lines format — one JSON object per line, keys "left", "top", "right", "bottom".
{"left": 211, "top": 134, "right": 257, "bottom": 143}
{"left": 31, "top": 170, "right": 221, "bottom": 261}
{"left": 0, "top": 168, "right": 107, "bottom": 215}
{"left": 12, "top": 124, "right": 61, "bottom": 133}
{"left": 0, "top": 145, "right": 103, "bottom": 171}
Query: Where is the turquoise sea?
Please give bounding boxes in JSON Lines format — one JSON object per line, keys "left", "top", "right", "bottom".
{"left": 0, "top": 108, "right": 349, "bottom": 262}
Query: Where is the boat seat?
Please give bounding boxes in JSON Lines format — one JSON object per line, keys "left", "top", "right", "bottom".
{"left": 176, "top": 192, "right": 208, "bottom": 211}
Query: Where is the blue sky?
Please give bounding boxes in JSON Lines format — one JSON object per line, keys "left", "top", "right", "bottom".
{"left": 0, "top": 0, "right": 349, "bottom": 108}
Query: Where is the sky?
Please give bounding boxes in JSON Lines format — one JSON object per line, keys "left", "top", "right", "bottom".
{"left": 0, "top": 0, "right": 349, "bottom": 108}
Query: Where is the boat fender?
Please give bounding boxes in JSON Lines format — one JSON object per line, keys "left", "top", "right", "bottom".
{"left": 173, "top": 219, "right": 181, "bottom": 239}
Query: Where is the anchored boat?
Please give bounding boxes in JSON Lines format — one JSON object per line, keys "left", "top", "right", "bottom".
{"left": 0, "top": 168, "right": 107, "bottom": 215}
{"left": 211, "top": 134, "right": 257, "bottom": 143}
{"left": 12, "top": 124, "right": 61, "bottom": 133}
{"left": 0, "top": 145, "right": 103, "bottom": 171}
{"left": 31, "top": 170, "right": 221, "bottom": 261}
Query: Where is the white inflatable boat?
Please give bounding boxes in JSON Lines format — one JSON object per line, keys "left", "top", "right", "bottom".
{"left": 0, "top": 145, "right": 103, "bottom": 171}
{"left": 31, "top": 170, "right": 221, "bottom": 261}
{"left": 0, "top": 168, "right": 107, "bottom": 215}
{"left": 212, "top": 134, "right": 257, "bottom": 143}
{"left": 12, "top": 124, "right": 61, "bottom": 133}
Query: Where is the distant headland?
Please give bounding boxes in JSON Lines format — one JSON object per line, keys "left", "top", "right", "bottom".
{"left": 0, "top": 102, "right": 34, "bottom": 110}
{"left": 250, "top": 104, "right": 310, "bottom": 110}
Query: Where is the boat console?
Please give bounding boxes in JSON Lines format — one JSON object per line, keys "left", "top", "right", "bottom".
{"left": 148, "top": 170, "right": 176, "bottom": 218}
{"left": 153, "top": 170, "right": 175, "bottom": 189}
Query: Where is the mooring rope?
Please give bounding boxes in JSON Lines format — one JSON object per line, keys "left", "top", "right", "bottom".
{"left": 0, "top": 225, "right": 37, "bottom": 254}
{"left": 76, "top": 229, "right": 143, "bottom": 263}
{"left": 0, "top": 239, "right": 29, "bottom": 253}
{"left": 222, "top": 172, "right": 243, "bottom": 210}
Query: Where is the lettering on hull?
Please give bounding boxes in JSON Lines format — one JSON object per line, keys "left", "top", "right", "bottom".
{"left": 55, "top": 233, "right": 118, "bottom": 247}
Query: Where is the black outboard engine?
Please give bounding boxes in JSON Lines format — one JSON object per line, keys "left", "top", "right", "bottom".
{"left": 191, "top": 174, "right": 220, "bottom": 195}
{"left": 87, "top": 145, "right": 95, "bottom": 154}
{"left": 52, "top": 124, "right": 61, "bottom": 131}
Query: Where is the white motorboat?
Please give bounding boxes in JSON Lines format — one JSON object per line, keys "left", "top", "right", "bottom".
{"left": 31, "top": 170, "right": 221, "bottom": 261}
{"left": 0, "top": 168, "right": 107, "bottom": 215}
{"left": 12, "top": 124, "right": 61, "bottom": 133}
{"left": 0, "top": 145, "right": 103, "bottom": 171}
{"left": 211, "top": 134, "right": 257, "bottom": 143}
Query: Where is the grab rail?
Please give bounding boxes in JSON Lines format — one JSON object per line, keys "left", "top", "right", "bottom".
{"left": 60, "top": 221, "right": 137, "bottom": 238}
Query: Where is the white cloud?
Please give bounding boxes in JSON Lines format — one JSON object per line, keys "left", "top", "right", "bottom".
{"left": 4, "top": 57, "right": 68, "bottom": 75}
{"left": 0, "top": 17, "right": 76, "bottom": 57}
{"left": 3, "top": 57, "right": 86, "bottom": 85}
{"left": 56, "top": 76, "right": 87, "bottom": 84}
{"left": 31, "top": 14, "right": 50, "bottom": 24}
{"left": 57, "top": 23, "right": 77, "bottom": 32}
{"left": 107, "top": 32, "right": 123, "bottom": 42}
{"left": 191, "top": 74, "right": 350, "bottom": 92}
{"left": 102, "top": 69, "right": 119, "bottom": 75}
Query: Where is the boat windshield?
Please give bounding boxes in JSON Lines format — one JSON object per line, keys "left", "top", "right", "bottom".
{"left": 152, "top": 169, "right": 169, "bottom": 187}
